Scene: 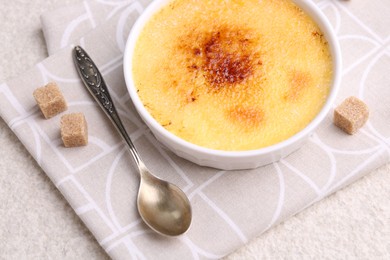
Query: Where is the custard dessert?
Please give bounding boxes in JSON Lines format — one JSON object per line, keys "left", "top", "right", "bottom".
{"left": 132, "top": 0, "right": 333, "bottom": 151}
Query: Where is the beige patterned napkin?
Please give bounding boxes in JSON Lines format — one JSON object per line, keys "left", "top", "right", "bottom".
{"left": 1, "top": 0, "right": 389, "bottom": 259}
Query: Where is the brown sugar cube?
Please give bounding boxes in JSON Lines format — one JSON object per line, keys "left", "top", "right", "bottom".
{"left": 334, "top": 96, "right": 369, "bottom": 135}
{"left": 33, "top": 82, "right": 67, "bottom": 119}
{"left": 61, "top": 113, "right": 88, "bottom": 147}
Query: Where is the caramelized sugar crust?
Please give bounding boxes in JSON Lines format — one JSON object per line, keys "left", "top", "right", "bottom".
{"left": 133, "top": 0, "right": 333, "bottom": 151}
{"left": 188, "top": 28, "right": 261, "bottom": 87}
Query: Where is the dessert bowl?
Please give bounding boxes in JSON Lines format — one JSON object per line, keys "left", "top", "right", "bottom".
{"left": 123, "top": 0, "right": 341, "bottom": 170}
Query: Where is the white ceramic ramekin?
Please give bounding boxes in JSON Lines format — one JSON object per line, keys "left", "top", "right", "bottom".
{"left": 123, "top": 0, "right": 341, "bottom": 170}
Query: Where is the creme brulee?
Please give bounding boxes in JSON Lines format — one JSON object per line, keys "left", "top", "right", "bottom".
{"left": 132, "top": 0, "right": 333, "bottom": 151}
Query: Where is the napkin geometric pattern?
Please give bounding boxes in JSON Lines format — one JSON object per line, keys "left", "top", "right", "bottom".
{"left": 0, "top": 0, "right": 389, "bottom": 259}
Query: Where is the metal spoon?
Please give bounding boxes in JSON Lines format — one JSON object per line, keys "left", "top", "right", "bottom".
{"left": 73, "top": 46, "right": 192, "bottom": 236}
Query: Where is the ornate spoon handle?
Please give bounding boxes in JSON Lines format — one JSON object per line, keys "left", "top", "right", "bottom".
{"left": 73, "top": 46, "right": 141, "bottom": 166}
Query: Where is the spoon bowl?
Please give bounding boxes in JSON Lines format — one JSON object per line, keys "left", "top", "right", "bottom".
{"left": 73, "top": 46, "right": 192, "bottom": 236}
{"left": 137, "top": 164, "right": 192, "bottom": 236}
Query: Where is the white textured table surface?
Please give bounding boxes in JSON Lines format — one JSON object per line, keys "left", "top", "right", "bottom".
{"left": 0, "top": 0, "right": 389, "bottom": 259}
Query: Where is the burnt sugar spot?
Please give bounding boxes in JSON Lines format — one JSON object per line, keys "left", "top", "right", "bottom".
{"left": 283, "top": 70, "right": 312, "bottom": 101}
{"left": 312, "top": 31, "right": 322, "bottom": 37}
{"left": 193, "top": 48, "right": 201, "bottom": 56}
{"left": 203, "top": 30, "right": 254, "bottom": 86}
{"left": 179, "top": 26, "right": 262, "bottom": 90}
{"left": 227, "top": 105, "right": 265, "bottom": 129}
{"left": 312, "top": 30, "right": 328, "bottom": 46}
{"left": 162, "top": 121, "right": 172, "bottom": 127}
{"left": 186, "top": 89, "right": 198, "bottom": 103}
